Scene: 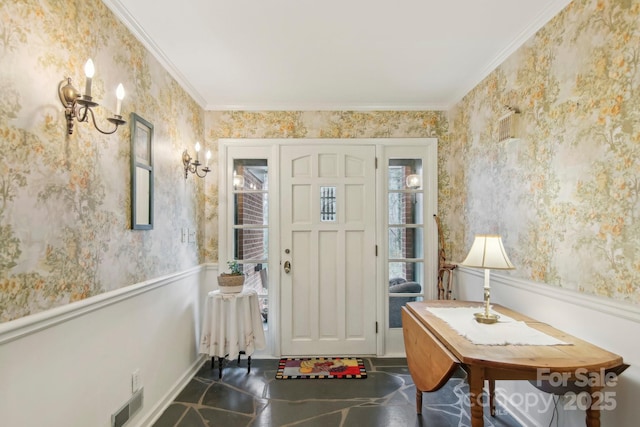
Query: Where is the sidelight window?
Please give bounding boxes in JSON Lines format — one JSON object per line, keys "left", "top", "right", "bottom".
{"left": 387, "top": 159, "right": 424, "bottom": 328}
{"left": 233, "top": 159, "right": 269, "bottom": 324}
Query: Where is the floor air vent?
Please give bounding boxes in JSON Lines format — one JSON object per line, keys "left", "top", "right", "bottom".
{"left": 112, "top": 388, "right": 144, "bottom": 427}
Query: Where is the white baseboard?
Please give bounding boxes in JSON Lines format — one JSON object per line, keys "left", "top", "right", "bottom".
{"left": 138, "top": 355, "right": 207, "bottom": 427}
{"left": 494, "top": 388, "right": 542, "bottom": 427}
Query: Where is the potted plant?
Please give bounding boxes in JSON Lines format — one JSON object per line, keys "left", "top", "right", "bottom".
{"left": 217, "top": 261, "right": 245, "bottom": 293}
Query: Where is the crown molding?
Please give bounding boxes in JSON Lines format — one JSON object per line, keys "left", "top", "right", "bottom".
{"left": 104, "top": 0, "right": 571, "bottom": 113}
{"left": 102, "top": 0, "right": 208, "bottom": 108}
{"left": 204, "top": 103, "right": 449, "bottom": 112}
{"left": 446, "top": 0, "right": 573, "bottom": 109}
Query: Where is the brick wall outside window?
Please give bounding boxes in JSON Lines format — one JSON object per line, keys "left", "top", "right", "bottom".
{"left": 235, "top": 168, "right": 267, "bottom": 291}
{"left": 401, "top": 168, "right": 416, "bottom": 281}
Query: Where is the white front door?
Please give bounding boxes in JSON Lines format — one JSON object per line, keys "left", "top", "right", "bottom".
{"left": 280, "top": 145, "right": 377, "bottom": 356}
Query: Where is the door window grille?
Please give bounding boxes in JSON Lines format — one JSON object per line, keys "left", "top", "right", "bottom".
{"left": 320, "top": 186, "right": 336, "bottom": 222}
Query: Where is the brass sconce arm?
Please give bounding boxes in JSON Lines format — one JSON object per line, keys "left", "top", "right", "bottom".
{"left": 77, "top": 103, "right": 126, "bottom": 135}
{"left": 58, "top": 68, "right": 126, "bottom": 135}
{"left": 183, "top": 150, "right": 211, "bottom": 179}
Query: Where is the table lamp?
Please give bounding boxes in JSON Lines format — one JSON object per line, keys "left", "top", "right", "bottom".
{"left": 460, "top": 234, "right": 515, "bottom": 324}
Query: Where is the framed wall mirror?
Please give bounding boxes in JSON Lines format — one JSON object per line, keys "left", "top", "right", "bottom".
{"left": 130, "top": 113, "right": 154, "bottom": 230}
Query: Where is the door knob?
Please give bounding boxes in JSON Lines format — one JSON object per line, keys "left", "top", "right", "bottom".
{"left": 284, "top": 261, "right": 291, "bottom": 274}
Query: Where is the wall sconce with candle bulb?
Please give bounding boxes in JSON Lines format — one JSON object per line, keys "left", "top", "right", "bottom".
{"left": 405, "top": 174, "right": 422, "bottom": 189}
{"left": 58, "top": 59, "right": 126, "bottom": 135}
{"left": 232, "top": 171, "right": 245, "bottom": 189}
{"left": 406, "top": 173, "right": 422, "bottom": 204}
{"left": 182, "top": 142, "right": 211, "bottom": 179}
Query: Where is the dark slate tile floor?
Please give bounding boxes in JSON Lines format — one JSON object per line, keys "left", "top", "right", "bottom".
{"left": 153, "top": 357, "right": 522, "bottom": 427}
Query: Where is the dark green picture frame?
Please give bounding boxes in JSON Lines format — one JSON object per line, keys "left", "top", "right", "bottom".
{"left": 130, "top": 113, "right": 154, "bottom": 230}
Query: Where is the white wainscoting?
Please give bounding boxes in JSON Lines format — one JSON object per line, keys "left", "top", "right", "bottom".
{"left": 0, "top": 264, "right": 218, "bottom": 427}
{"left": 455, "top": 267, "right": 640, "bottom": 427}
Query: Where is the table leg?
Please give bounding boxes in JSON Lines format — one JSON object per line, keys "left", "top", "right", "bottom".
{"left": 468, "top": 367, "right": 485, "bottom": 427}
{"left": 236, "top": 351, "right": 250, "bottom": 374}
{"left": 585, "top": 387, "right": 602, "bottom": 427}
{"left": 218, "top": 356, "right": 225, "bottom": 380}
{"left": 416, "top": 389, "right": 423, "bottom": 414}
{"left": 237, "top": 351, "right": 246, "bottom": 366}
{"left": 488, "top": 379, "right": 495, "bottom": 416}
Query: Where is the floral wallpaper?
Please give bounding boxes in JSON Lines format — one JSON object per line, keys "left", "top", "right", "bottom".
{"left": 202, "top": 111, "right": 449, "bottom": 262}
{"left": 3, "top": 0, "right": 637, "bottom": 324}
{"left": 446, "top": 0, "right": 640, "bottom": 304}
{"left": 0, "top": 0, "right": 204, "bottom": 322}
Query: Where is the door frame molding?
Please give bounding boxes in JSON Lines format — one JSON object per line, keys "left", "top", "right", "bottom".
{"left": 218, "top": 138, "right": 438, "bottom": 357}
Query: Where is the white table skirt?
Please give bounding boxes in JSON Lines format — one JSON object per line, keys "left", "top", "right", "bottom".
{"left": 199, "top": 289, "right": 266, "bottom": 359}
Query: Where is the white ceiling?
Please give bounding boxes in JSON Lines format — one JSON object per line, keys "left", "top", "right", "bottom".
{"left": 103, "top": 0, "right": 571, "bottom": 111}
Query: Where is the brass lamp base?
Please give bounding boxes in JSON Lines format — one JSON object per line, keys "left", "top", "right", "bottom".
{"left": 474, "top": 312, "right": 499, "bottom": 324}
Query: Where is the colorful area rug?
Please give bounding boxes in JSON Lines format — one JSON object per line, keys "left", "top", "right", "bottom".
{"left": 276, "top": 357, "right": 367, "bottom": 379}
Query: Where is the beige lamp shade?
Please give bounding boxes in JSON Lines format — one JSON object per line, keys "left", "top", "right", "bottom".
{"left": 460, "top": 234, "right": 515, "bottom": 270}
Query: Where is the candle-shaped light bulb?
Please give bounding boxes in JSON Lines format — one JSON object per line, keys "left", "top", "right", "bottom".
{"left": 205, "top": 150, "right": 211, "bottom": 167}
{"left": 115, "top": 84, "right": 125, "bottom": 116}
{"left": 194, "top": 142, "right": 201, "bottom": 162}
{"left": 84, "top": 59, "right": 95, "bottom": 78}
{"left": 84, "top": 59, "right": 95, "bottom": 98}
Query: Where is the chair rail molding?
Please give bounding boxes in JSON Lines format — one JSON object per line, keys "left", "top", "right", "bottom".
{"left": 456, "top": 266, "right": 640, "bottom": 324}
{"left": 0, "top": 265, "right": 204, "bottom": 345}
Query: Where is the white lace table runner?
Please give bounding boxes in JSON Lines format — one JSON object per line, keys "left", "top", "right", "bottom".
{"left": 426, "top": 306, "right": 569, "bottom": 346}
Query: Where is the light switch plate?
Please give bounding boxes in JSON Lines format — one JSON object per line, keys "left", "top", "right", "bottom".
{"left": 132, "top": 369, "right": 141, "bottom": 393}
